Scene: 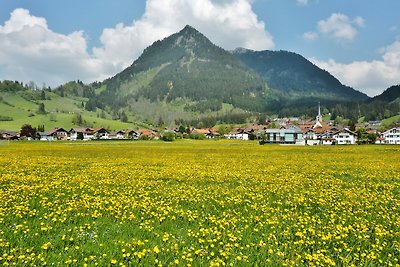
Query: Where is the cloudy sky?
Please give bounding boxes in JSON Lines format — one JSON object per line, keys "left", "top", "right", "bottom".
{"left": 1, "top": 0, "right": 399, "bottom": 96}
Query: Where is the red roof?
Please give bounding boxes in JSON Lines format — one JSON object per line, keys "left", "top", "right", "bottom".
{"left": 139, "top": 129, "right": 157, "bottom": 136}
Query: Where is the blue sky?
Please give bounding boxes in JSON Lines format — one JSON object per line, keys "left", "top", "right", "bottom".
{"left": 1, "top": 0, "right": 399, "bottom": 96}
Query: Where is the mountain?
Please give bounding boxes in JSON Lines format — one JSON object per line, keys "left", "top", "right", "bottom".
{"left": 2, "top": 25, "right": 381, "bottom": 129}
{"left": 232, "top": 48, "right": 369, "bottom": 105}
{"left": 370, "top": 85, "right": 400, "bottom": 103}
{"left": 97, "top": 25, "right": 371, "bottom": 124}
{"left": 99, "top": 25, "right": 269, "bottom": 115}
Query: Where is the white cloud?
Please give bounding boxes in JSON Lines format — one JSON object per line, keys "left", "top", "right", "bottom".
{"left": 0, "top": 8, "right": 115, "bottom": 87}
{"left": 303, "top": 31, "right": 318, "bottom": 41}
{"left": 353, "top": 16, "right": 365, "bottom": 27}
{"left": 310, "top": 41, "right": 400, "bottom": 96}
{"left": 0, "top": 2, "right": 273, "bottom": 87}
{"left": 316, "top": 13, "right": 363, "bottom": 42}
{"left": 94, "top": 0, "right": 274, "bottom": 69}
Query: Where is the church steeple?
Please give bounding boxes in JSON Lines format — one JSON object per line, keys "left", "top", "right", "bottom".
{"left": 313, "top": 102, "right": 323, "bottom": 128}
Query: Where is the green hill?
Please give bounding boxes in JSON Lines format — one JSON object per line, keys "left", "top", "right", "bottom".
{"left": 0, "top": 81, "right": 135, "bottom": 131}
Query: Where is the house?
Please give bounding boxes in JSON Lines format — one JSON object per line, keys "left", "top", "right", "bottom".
{"left": 227, "top": 128, "right": 250, "bottom": 140}
{"left": 69, "top": 127, "right": 110, "bottom": 140}
{"left": 109, "top": 130, "right": 126, "bottom": 140}
{"left": 332, "top": 128, "right": 357, "bottom": 145}
{"left": 91, "top": 128, "right": 110, "bottom": 139}
{"left": 192, "top": 128, "right": 216, "bottom": 139}
{"left": 37, "top": 132, "right": 53, "bottom": 141}
{"left": 124, "top": 129, "right": 140, "bottom": 140}
{"left": 381, "top": 127, "right": 400, "bottom": 144}
{"left": 69, "top": 128, "right": 91, "bottom": 140}
{"left": 139, "top": 129, "right": 158, "bottom": 139}
{"left": 3, "top": 131, "right": 19, "bottom": 140}
{"left": 47, "top": 127, "right": 68, "bottom": 140}
{"left": 244, "top": 125, "right": 268, "bottom": 140}
{"left": 264, "top": 125, "right": 304, "bottom": 145}
{"left": 303, "top": 129, "right": 318, "bottom": 144}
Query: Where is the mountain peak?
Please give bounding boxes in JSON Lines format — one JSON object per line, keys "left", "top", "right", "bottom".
{"left": 180, "top": 25, "right": 199, "bottom": 34}
{"left": 177, "top": 25, "right": 206, "bottom": 40}
{"left": 170, "top": 25, "right": 214, "bottom": 50}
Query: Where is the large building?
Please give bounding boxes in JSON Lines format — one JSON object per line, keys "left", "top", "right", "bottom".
{"left": 381, "top": 128, "right": 400, "bottom": 144}
{"left": 264, "top": 126, "right": 304, "bottom": 144}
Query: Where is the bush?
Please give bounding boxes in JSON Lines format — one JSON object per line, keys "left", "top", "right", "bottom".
{"left": 161, "top": 132, "right": 175, "bottom": 142}
{"left": 0, "top": 115, "right": 13, "bottom": 121}
{"left": 77, "top": 132, "right": 84, "bottom": 140}
{"left": 188, "top": 133, "right": 206, "bottom": 140}
{"left": 139, "top": 134, "right": 150, "bottom": 140}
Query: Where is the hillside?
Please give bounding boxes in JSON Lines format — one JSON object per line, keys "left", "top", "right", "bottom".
{"left": 0, "top": 81, "right": 134, "bottom": 131}
{"left": 232, "top": 49, "right": 368, "bottom": 104}
{"left": 370, "top": 85, "right": 400, "bottom": 103}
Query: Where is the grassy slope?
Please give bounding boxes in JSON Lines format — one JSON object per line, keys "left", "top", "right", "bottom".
{"left": 0, "top": 92, "right": 134, "bottom": 131}
{"left": 381, "top": 115, "right": 400, "bottom": 128}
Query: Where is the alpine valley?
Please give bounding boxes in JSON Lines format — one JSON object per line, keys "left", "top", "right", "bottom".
{"left": 0, "top": 25, "right": 399, "bottom": 130}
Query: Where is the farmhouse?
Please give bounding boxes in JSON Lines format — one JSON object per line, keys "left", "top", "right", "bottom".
{"left": 69, "top": 128, "right": 109, "bottom": 140}
{"left": 192, "top": 128, "right": 216, "bottom": 139}
{"left": 37, "top": 132, "right": 53, "bottom": 141}
{"left": 381, "top": 127, "right": 400, "bottom": 144}
{"left": 108, "top": 130, "right": 125, "bottom": 140}
{"left": 47, "top": 127, "right": 69, "bottom": 140}
{"left": 332, "top": 128, "right": 358, "bottom": 145}
{"left": 139, "top": 129, "right": 158, "bottom": 139}
{"left": 2, "top": 131, "right": 19, "bottom": 140}
{"left": 124, "top": 129, "right": 140, "bottom": 140}
{"left": 227, "top": 128, "right": 250, "bottom": 140}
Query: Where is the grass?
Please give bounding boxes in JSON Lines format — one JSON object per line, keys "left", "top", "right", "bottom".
{"left": 0, "top": 141, "right": 399, "bottom": 266}
{"left": 381, "top": 115, "right": 400, "bottom": 128}
{"left": 0, "top": 92, "right": 134, "bottom": 131}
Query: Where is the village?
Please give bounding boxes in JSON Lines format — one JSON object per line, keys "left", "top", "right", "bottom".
{"left": 1, "top": 105, "right": 399, "bottom": 145}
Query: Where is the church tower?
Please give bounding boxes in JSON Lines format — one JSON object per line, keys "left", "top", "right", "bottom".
{"left": 313, "top": 102, "right": 323, "bottom": 128}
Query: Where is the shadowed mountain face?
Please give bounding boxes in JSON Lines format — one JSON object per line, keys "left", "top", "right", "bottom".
{"left": 370, "top": 85, "right": 400, "bottom": 103}
{"left": 232, "top": 48, "right": 369, "bottom": 102}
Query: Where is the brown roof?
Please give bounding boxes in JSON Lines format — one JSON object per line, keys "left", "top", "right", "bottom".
{"left": 139, "top": 129, "right": 158, "bottom": 136}
{"left": 70, "top": 128, "right": 90, "bottom": 133}
{"left": 192, "top": 128, "right": 210, "bottom": 135}
{"left": 91, "top": 128, "right": 109, "bottom": 133}
{"left": 298, "top": 122, "right": 342, "bottom": 134}
{"left": 244, "top": 124, "right": 267, "bottom": 132}
{"left": 47, "top": 127, "right": 67, "bottom": 135}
